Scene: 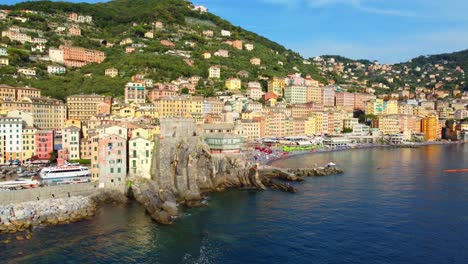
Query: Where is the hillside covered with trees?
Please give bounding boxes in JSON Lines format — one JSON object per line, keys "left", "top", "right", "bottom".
{"left": 0, "top": 0, "right": 328, "bottom": 99}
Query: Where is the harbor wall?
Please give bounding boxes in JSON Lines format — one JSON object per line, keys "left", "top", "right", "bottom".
{"left": 0, "top": 183, "right": 125, "bottom": 205}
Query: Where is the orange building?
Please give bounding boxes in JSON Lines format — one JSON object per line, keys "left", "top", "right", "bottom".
{"left": 60, "top": 45, "right": 105, "bottom": 67}
{"left": 232, "top": 40, "right": 243, "bottom": 50}
{"left": 421, "top": 115, "right": 439, "bottom": 141}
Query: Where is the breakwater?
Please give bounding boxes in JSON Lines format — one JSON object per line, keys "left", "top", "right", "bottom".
{"left": 0, "top": 183, "right": 100, "bottom": 206}
{"left": 0, "top": 184, "right": 127, "bottom": 235}
{"left": 0, "top": 196, "right": 96, "bottom": 236}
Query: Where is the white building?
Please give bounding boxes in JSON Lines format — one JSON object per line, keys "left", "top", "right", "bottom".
{"left": 49, "top": 48, "right": 64, "bottom": 64}
{"left": 18, "top": 68, "right": 36, "bottom": 76}
{"left": 47, "top": 65, "right": 66, "bottom": 75}
{"left": 62, "top": 126, "right": 81, "bottom": 160}
{"left": 245, "top": 44, "right": 254, "bottom": 51}
{"left": 192, "top": 5, "right": 208, "bottom": 13}
{"left": 284, "top": 86, "right": 307, "bottom": 104}
{"left": 221, "top": 30, "right": 231, "bottom": 37}
{"left": 105, "top": 68, "right": 118, "bottom": 78}
{"left": 0, "top": 58, "right": 8, "bottom": 66}
{"left": 0, "top": 117, "right": 23, "bottom": 163}
{"left": 209, "top": 66, "right": 221, "bottom": 79}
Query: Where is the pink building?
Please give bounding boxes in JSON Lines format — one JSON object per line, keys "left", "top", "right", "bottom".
{"left": 246, "top": 87, "right": 264, "bottom": 100}
{"left": 354, "top": 93, "right": 375, "bottom": 111}
{"left": 322, "top": 86, "right": 336, "bottom": 107}
{"left": 92, "top": 134, "right": 127, "bottom": 186}
{"left": 335, "top": 92, "right": 355, "bottom": 111}
{"left": 35, "top": 130, "right": 54, "bottom": 160}
{"left": 148, "top": 89, "right": 177, "bottom": 101}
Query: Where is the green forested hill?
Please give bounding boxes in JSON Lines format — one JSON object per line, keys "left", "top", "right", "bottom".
{"left": 0, "top": 0, "right": 327, "bottom": 99}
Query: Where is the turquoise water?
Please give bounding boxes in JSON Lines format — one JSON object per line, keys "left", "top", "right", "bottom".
{"left": 1, "top": 144, "right": 468, "bottom": 263}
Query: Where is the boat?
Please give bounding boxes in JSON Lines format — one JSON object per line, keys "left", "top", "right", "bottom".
{"left": 39, "top": 163, "right": 91, "bottom": 185}
{"left": 0, "top": 178, "right": 41, "bottom": 190}
{"left": 443, "top": 169, "right": 468, "bottom": 173}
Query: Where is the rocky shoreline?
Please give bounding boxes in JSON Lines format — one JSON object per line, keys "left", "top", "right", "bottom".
{"left": 0, "top": 190, "right": 127, "bottom": 239}
{"left": 0, "top": 133, "right": 347, "bottom": 237}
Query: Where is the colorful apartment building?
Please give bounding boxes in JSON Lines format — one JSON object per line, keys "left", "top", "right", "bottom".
{"left": 335, "top": 92, "right": 355, "bottom": 111}
{"left": 208, "top": 66, "right": 221, "bottom": 78}
{"left": 384, "top": 100, "right": 399, "bottom": 115}
{"left": 232, "top": 40, "right": 243, "bottom": 50}
{"left": 306, "top": 86, "right": 322, "bottom": 104}
{"left": 322, "top": 86, "right": 336, "bottom": 107}
{"left": 129, "top": 136, "right": 153, "bottom": 179}
{"left": 125, "top": 82, "right": 146, "bottom": 104}
{"left": 91, "top": 134, "right": 127, "bottom": 186}
{"left": 268, "top": 77, "right": 286, "bottom": 97}
{"left": 366, "top": 99, "right": 384, "bottom": 115}
{"left": 22, "top": 127, "right": 36, "bottom": 161}
{"left": 35, "top": 130, "right": 54, "bottom": 160}
{"left": 284, "top": 86, "right": 307, "bottom": 104}
{"left": 62, "top": 126, "right": 81, "bottom": 160}
{"left": 66, "top": 94, "right": 108, "bottom": 122}
{"left": 421, "top": 115, "right": 439, "bottom": 141}
{"left": 0, "top": 117, "right": 23, "bottom": 163}
{"left": 154, "top": 96, "right": 203, "bottom": 118}
{"left": 372, "top": 115, "right": 401, "bottom": 135}
{"left": 354, "top": 93, "right": 376, "bottom": 111}
{"left": 0, "top": 84, "right": 41, "bottom": 100}
{"left": 225, "top": 78, "right": 241, "bottom": 90}
{"left": 50, "top": 45, "right": 105, "bottom": 67}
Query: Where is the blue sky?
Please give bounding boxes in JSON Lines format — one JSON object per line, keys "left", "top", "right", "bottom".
{"left": 4, "top": 0, "right": 468, "bottom": 63}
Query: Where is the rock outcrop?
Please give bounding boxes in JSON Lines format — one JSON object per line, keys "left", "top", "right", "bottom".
{"left": 286, "top": 166, "right": 344, "bottom": 177}
{"left": 130, "top": 133, "right": 265, "bottom": 225}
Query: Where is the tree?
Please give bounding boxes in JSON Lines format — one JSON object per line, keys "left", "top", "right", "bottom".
{"left": 49, "top": 151, "right": 57, "bottom": 163}
{"left": 181, "top": 87, "right": 189, "bottom": 94}
{"left": 365, "top": 114, "right": 377, "bottom": 121}
{"left": 342, "top": 128, "right": 353, "bottom": 134}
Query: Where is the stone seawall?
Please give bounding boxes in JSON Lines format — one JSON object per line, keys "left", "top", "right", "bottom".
{"left": 0, "top": 196, "right": 96, "bottom": 235}
{"left": 0, "top": 183, "right": 126, "bottom": 206}
{"left": 0, "top": 187, "right": 127, "bottom": 235}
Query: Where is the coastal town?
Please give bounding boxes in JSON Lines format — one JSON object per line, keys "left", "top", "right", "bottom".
{"left": 1, "top": 1, "right": 468, "bottom": 263}
{"left": 0, "top": 5, "right": 467, "bottom": 191}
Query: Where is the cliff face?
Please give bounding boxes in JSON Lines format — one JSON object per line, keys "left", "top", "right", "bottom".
{"left": 131, "top": 135, "right": 264, "bottom": 225}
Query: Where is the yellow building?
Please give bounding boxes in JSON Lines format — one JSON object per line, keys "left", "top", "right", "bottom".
{"left": 112, "top": 105, "right": 135, "bottom": 118}
{"left": 309, "top": 112, "right": 323, "bottom": 135}
{"left": 135, "top": 103, "right": 159, "bottom": 118}
{"left": 372, "top": 115, "right": 400, "bottom": 135}
{"left": 154, "top": 96, "right": 203, "bottom": 118}
{"left": 65, "top": 119, "right": 82, "bottom": 129}
{"left": 304, "top": 116, "right": 317, "bottom": 135}
{"left": 241, "top": 111, "right": 264, "bottom": 120}
{"left": 225, "top": 78, "right": 242, "bottom": 90}
{"left": 22, "top": 127, "right": 36, "bottom": 161}
{"left": 306, "top": 86, "right": 322, "bottom": 104}
{"left": 385, "top": 100, "right": 398, "bottom": 115}
{"left": 234, "top": 121, "right": 261, "bottom": 141}
{"left": 66, "top": 94, "right": 107, "bottom": 122}
{"left": 2, "top": 97, "right": 66, "bottom": 130}
{"left": 268, "top": 77, "right": 286, "bottom": 97}
{"left": 421, "top": 115, "right": 439, "bottom": 141}
{"left": 365, "top": 99, "right": 384, "bottom": 115}
{"left": 131, "top": 127, "right": 159, "bottom": 141}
